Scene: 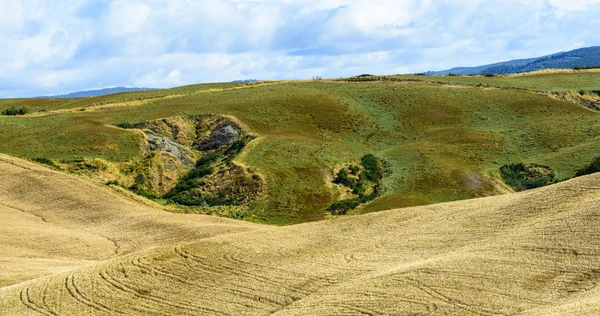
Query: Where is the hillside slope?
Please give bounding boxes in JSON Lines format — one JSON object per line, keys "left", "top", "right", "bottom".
{"left": 1, "top": 155, "right": 600, "bottom": 314}
{"left": 0, "top": 154, "right": 263, "bottom": 288}
{"left": 2, "top": 78, "right": 600, "bottom": 224}
{"left": 427, "top": 46, "right": 600, "bottom": 75}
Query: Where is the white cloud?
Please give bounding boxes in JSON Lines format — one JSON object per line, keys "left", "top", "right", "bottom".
{"left": 107, "top": 1, "right": 151, "bottom": 34}
{"left": 1, "top": 0, "right": 600, "bottom": 97}
{"left": 549, "top": 0, "right": 600, "bottom": 11}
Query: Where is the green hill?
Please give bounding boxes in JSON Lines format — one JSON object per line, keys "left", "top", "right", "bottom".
{"left": 1, "top": 74, "right": 600, "bottom": 224}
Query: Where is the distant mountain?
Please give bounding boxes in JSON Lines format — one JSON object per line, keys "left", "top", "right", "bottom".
{"left": 39, "top": 87, "right": 158, "bottom": 98}
{"left": 426, "top": 46, "right": 600, "bottom": 76}
{"left": 232, "top": 79, "right": 259, "bottom": 83}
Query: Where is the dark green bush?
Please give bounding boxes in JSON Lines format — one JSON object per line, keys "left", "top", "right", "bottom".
{"left": 2, "top": 106, "right": 28, "bottom": 116}
{"left": 500, "top": 163, "right": 557, "bottom": 191}
{"left": 329, "top": 198, "right": 361, "bottom": 215}
{"left": 185, "top": 166, "right": 213, "bottom": 180}
{"left": 196, "top": 152, "right": 222, "bottom": 167}
{"left": 136, "top": 190, "right": 157, "bottom": 199}
{"left": 164, "top": 178, "right": 202, "bottom": 198}
{"left": 333, "top": 169, "right": 356, "bottom": 188}
{"left": 116, "top": 122, "right": 135, "bottom": 129}
{"left": 361, "top": 154, "right": 383, "bottom": 182}
{"left": 135, "top": 173, "right": 147, "bottom": 184}
{"left": 32, "top": 157, "right": 58, "bottom": 168}
{"left": 225, "top": 138, "right": 251, "bottom": 156}
{"left": 575, "top": 157, "right": 600, "bottom": 177}
{"left": 351, "top": 181, "right": 367, "bottom": 196}
{"left": 329, "top": 155, "right": 386, "bottom": 214}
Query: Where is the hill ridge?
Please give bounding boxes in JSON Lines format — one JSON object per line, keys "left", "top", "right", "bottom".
{"left": 426, "top": 45, "right": 600, "bottom": 75}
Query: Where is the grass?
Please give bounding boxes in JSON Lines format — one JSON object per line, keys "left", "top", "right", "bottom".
{"left": 391, "top": 69, "right": 600, "bottom": 92}
{"left": 1, "top": 75, "right": 600, "bottom": 224}
{"left": 4, "top": 153, "right": 600, "bottom": 314}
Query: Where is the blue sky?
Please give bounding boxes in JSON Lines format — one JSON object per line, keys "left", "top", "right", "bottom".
{"left": 1, "top": 0, "right": 599, "bottom": 97}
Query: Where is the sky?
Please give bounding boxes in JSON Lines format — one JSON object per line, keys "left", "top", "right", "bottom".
{"left": 1, "top": 0, "right": 599, "bottom": 97}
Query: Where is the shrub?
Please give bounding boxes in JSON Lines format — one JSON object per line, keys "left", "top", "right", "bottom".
{"left": 348, "top": 165, "right": 360, "bottom": 175}
{"left": 136, "top": 189, "right": 157, "bottom": 199}
{"left": 196, "top": 152, "right": 222, "bottom": 167}
{"left": 135, "top": 173, "right": 147, "bottom": 185}
{"left": 31, "top": 157, "right": 62, "bottom": 170}
{"left": 500, "top": 163, "right": 557, "bottom": 191}
{"left": 361, "top": 154, "right": 383, "bottom": 182}
{"left": 329, "top": 198, "right": 361, "bottom": 215}
{"left": 164, "top": 178, "right": 202, "bottom": 198}
{"left": 575, "top": 156, "right": 600, "bottom": 177}
{"left": 329, "top": 155, "right": 387, "bottom": 214}
{"left": 333, "top": 168, "right": 356, "bottom": 187}
{"left": 224, "top": 138, "right": 250, "bottom": 156}
{"left": 351, "top": 181, "right": 367, "bottom": 196}
{"left": 32, "top": 157, "right": 54, "bottom": 166}
{"left": 185, "top": 166, "right": 213, "bottom": 180}
{"left": 116, "top": 122, "right": 135, "bottom": 129}
{"left": 2, "top": 106, "right": 28, "bottom": 116}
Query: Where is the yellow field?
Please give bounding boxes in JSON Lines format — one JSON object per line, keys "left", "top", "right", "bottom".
{"left": 2, "top": 154, "right": 600, "bottom": 315}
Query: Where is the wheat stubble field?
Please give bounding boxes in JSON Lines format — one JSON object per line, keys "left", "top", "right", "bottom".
{"left": 2, "top": 153, "right": 600, "bottom": 315}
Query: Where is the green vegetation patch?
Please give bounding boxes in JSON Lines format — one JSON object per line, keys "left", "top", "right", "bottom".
{"left": 2, "top": 106, "right": 28, "bottom": 116}
{"left": 330, "top": 154, "right": 385, "bottom": 215}
{"left": 500, "top": 163, "right": 558, "bottom": 192}
{"left": 31, "top": 157, "right": 61, "bottom": 170}
{"left": 114, "top": 115, "right": 264, "bottom": 212}
{"left": 575, "top": 156, "right": 600, "bottom": 177}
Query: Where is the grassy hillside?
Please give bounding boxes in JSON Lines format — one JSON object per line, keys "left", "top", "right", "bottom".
{"left": 2, "top": 155, "right": 600, "bottom": 314}
{"left": 395, "top": 70, "right": 600, "bottom": 92}
{"left": 1, "top": 74, "right": 600, "bottom": 224}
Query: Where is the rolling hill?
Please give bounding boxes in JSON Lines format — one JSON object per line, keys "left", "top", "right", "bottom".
{"left": 0, "top": 154, "right": 262, "bottom": 288}
{"left": 0, "top": 73, "right": 600, "bottom": 224}
{"left": 2, "top": 154, "right": 600, "bottom": 314}
{"left": 426, "top": 46, "right": 600, "bottom": 76}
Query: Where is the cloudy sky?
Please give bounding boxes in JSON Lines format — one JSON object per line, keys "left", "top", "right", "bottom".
{"left": 1, "top": 0, "right": 599, "bottom": 97}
